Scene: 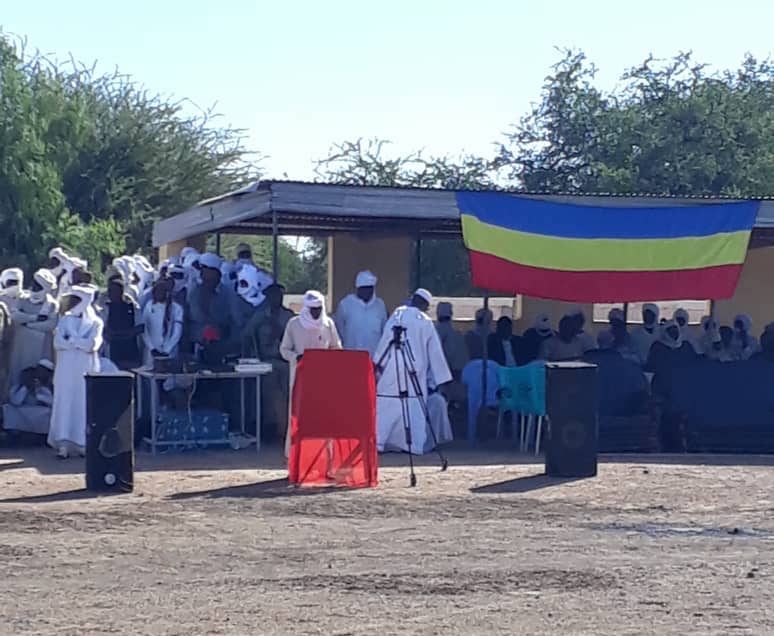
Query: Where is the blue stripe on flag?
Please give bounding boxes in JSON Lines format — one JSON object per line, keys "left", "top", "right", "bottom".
{"left": 456, "top": 192, "right": 759, "bottom": 239}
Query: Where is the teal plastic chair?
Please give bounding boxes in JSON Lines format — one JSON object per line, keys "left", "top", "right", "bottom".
{"left": 496, "top": 362, "right": 547, "bottom": 453}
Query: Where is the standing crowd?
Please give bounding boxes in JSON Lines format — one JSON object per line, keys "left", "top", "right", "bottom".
{"left": 0, "top": 244, "right": 458, "bottom": 459}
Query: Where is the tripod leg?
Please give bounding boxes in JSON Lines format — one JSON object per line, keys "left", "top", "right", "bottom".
{"left": 403, "top": 358, "right": 449, "bottom": 471}
{"left": 393, "top": 340, "right": 417, "bottom": 487}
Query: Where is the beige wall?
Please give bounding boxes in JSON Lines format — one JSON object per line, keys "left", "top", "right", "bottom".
{"left": 515, "top": 246, "right": 774, "bottom": 339}
{"left": 158, "top": 236, "right": 206, "bottom": 261}
{"left": 328, "top": 235, "right": 412, "bottom": 313}
{"left": 715, "top": 246, "right": 774, "bottom": 333}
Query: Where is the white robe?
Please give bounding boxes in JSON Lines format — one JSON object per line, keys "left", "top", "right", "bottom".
{"left": 8, "top": 296, "right": 58, "bottom": 387}
{"left": 3, "top": 385, "right": 53, "bottom": 434}
{"left": 47, "top": 314, "right": 103, "bottom": 452}
{"left": 373, "top": 306, "right": 452, "bottom": 454}
{"left": 333, "top": 293, "right": 388, "bottom": 357}
{"left": 141, "top": 301, "right": 184, "bottom": 367}
{"left": 279, "top": 316, "right": 343, "bottom": 456}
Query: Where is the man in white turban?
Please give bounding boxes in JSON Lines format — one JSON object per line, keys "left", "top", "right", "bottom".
{"left": 48, "top": 285, "right": 103, "bottom": 458}
{"left": 7, "top": 269, "right": 59, "bottom": 388}
{"left": 373, "top": 288, "right": 453, "bottom": 454}
{"left": 3, "top": 359, "right": 55, "bottom": 436}
{"left": 630, "top": 303, "right": 661, "bottom": 364}
{"left": 280, "top": 290, "right": 342, "bottom": 456}
{"left": 0, "top": 268, "right": 26, "bottom": 312}
{"left": 732, "top": 314, "right": 759, "bottom": 360}
{"left": 333, "top": 270, "right": 387, "bottom": 357}
{"left": 230, "top": 264, "right": 272, "bottom": 352}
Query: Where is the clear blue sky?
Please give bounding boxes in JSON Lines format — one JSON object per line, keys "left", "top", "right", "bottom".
{"left": 3, "top": 0, "right": 773, "bottom": 180}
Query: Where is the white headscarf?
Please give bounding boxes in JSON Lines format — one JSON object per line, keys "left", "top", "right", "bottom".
{"left": 535, "top": 313, "right": 552, "bottom": 336}
{"left": 659, "top": 319, "right": 683, "bottom": 349}
{"left": 734, "top": 314, "right": 752, "bottom": 333}
{"left": 182, "top": 252, "right": 202, "bottom": 288}
{"left": 355, "top": 270, "right": 378, "bottom": 289}
{"left": 64, "top": 284, "right": 99, "bottom": 337}
{"left": 31, "top": 269, "right": 56, "bottom": 305}
{"left": 48, "top": 247, "right": 72, "bottom": 277}
{"left": 299, "top": 290, "right": 326, "bottom": 331}
{"left": 673, "top": 308, "right": 689, "bottom": 326}
{"left": 236, "top": 265, "right": 267, "bottom": 307}
{"left": 643, "top": 303, "right": 660, "bottom": 326}
{"left": 0, "top": 268, "right": 24, "bottom": 299}
{"left": 180, "top": 247, "right": 199, "bottom": 261}
{"left": 169, "top": 264, "right": 186, "bottom": 294}
{"left": 133, "top": 255, "right": 156, "bottom": 294}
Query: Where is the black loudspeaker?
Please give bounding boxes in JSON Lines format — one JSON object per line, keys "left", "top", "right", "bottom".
{"left": 85, "top": 373, "right": 135, "bottom": 493}
{"left": 545, "top": 362, "right": 599, "bottom": 478}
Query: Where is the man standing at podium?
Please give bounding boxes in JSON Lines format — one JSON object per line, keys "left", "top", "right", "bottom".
{"left": 373, "top": 289, "right": 452, "bottom": 454}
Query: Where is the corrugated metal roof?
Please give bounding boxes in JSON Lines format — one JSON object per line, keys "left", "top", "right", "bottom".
{"left": 152, "top": 180, "right": 774, "bottom": 247}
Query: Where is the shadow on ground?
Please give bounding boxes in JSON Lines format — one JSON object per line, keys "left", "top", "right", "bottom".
{"left": 1, "top": 488, "right": 125, "bottom": 504}
{"left": 167, "top": 477, "right": 341, "bottom": 501}
{"left": 470, "top": 473, "right": 585, "bottom": 494}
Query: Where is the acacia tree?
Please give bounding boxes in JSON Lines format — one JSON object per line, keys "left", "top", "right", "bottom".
{"left": 315, "top": 139, "right": 496, "bottom": 296}
{"left": 498, "top": 50, "right": 774, "bottom": 196}
{"left": 0, "top": 34, "right": 260, "bottom": 272}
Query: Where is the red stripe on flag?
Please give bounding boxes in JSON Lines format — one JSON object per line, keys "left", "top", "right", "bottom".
{"left": 469, "top": 251, "right": 744, "bottom": 302}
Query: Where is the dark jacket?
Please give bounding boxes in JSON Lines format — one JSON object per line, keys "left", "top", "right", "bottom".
{"left": 487, "top": 334, "right": 521, "bottom": 367}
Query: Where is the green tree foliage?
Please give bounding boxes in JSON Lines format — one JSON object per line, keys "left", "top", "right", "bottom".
{"left": 315, "top": 139, "right": 495, "bottom": 296}
{"left": 0, "top": 33, "right": 258, "bottom": 273}
{"left": 498, "top": 50, "right": 774, "bottom": 196}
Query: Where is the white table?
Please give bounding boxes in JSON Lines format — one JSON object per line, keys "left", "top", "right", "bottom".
{"left": 134, "top": 367, "right": 272, "bottom": 454}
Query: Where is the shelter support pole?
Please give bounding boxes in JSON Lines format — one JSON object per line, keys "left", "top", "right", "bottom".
{"left": 415, "top": 236, "right": 422, "bottom": 290}
{"left": 272, "top": 209, "right": 279, "bottom": 279}
{"left": 215, "top": 232, "right": 221, "bottom": 257}
{"left": 623, "top": 302, "right": 629, "bottom": 325}
{"left": 476, "top": 293, "right": 490, "bottom": 446}
{"left": 710, "top": 300, "right": 716, "bottom": 317}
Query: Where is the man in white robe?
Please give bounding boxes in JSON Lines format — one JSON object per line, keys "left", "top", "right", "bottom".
{"left": 280, "top": 290, "right": 342, "bottom": 456}
{"left": 630, "top": 303, "right": 661, "bottom": 364}
{"left": 48, "top": 285, "right": 103, "bottom": 458}
{"left": 142, "top": 280, "right": 184, "bottom": 368}
{"left": 7, "top": 269, "right": 58, "bottom": 388}
{"left": 3, "top": 359, "right": 54, "bottom": 435}
{"left": 333, "top": 270, "right": 388, "bottom": 357}
{"left": 0, "top": 268, "right": 26, "bottom": 313}
{"left": 373, "top": 288, "right": 453, "bottom": 454}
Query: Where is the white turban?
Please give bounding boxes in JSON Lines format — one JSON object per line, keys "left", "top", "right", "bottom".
{"left": 63, "top": 284, "right": 100, "bottom": 335}
{"left": 413, "top": 288, "right": 432, "bottom": 305}
{"left": 642, "top": 303, "right": 660, "bottom": 325}
{"left": 355, "top": 270, "right": 378, "bottom": 288}
{"left": 660, "top": 319, "right": 683, "bottom": 349}
{"left": 734, "top": 314, "right": 753, "bottom": 333}
{"left": 180, "top": 247, "right": 199, "bottom": 261}
{"left": 535, "top": 313, "right": 552, "bottom": 336}
{"left": 673, "top": 308, "right": 689, "bottom": 325}
{"left": 236, "top": 265, "right": 267, "bottom": 307}
{"left": 299, "top": 290, "right": 326, "bottom": 330}
{"left": 199, "top": 252, "right": 222, "bottom": 270}
{"left": 0, "top": 268, "right": 24, "bottom": 298}
{"left": 31, "top": 269, "right": 56, "bottom": 304}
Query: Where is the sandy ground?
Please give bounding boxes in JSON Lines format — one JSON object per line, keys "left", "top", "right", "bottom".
{"left": 1, "top": 445, "right": 774, "bottom": 635}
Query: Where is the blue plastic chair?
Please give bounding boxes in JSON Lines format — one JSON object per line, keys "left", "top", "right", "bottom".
{"left": 462, "top": 359, "right": 501, "bottom": 444}
{"left": 496, "top": 361, "right": 546, "bottom": 454}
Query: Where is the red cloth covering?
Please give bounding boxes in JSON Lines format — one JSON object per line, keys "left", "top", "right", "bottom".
{"left": 288, "top": 349, "right": 378, "bottom": 488}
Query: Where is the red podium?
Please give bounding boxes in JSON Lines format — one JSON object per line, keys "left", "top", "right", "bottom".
{"left": 288, "top": 349, "right": 378, "bottom": 488}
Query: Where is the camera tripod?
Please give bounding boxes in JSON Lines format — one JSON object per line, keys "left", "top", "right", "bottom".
{"left": 375, "top": 324, "right": 449, "bottom": 487}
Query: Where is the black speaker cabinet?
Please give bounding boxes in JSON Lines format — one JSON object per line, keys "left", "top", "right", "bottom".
{"left": 545, "top": 362, "right": 599, "bottom": 478}
{"left": 85, "top": 373, "right": 135, "bottom": 493}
